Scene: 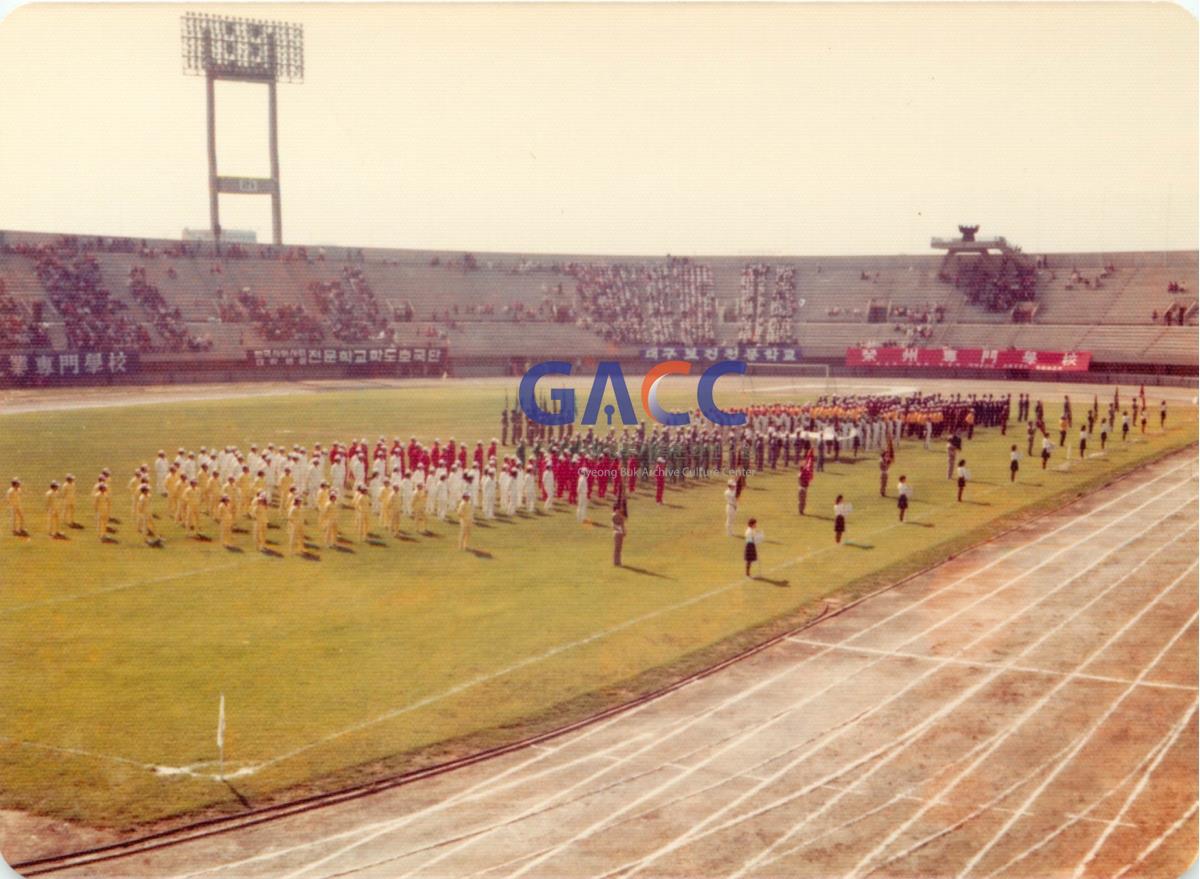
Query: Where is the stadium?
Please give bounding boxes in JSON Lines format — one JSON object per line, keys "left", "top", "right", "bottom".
{"left": 0, "top": 4, "right": 1197, "bottom": 879}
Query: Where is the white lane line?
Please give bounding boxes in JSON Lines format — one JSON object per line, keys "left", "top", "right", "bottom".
{"left": 844, "top": 556, "right": 1198, "bottom": 879}
{"left": 260, "top": 455, "right": 1196, "bottom": 878}
{"left": 954, "top": 603, "right": 1200, "bottom": 878}
{"left": 979, "top": 699, "right": 1198, "bottom": 879}
{"left": 725, "top": 517, "right": 1198, "bottom": 879}
{"left": 219, "top": 458, "right": 1199, "bottom": 778}
{"left": 501, "top": 485, "right": 1195, "bottom": 879}
{"left": 167, "top": 701, "right": 687, "bottom": 878}
{"left": 604, "top": 494, "right": 1195, "bottom": 879}
{"left": 785, "top": 637, "right": 1198, "bottom": 691}
{"left": 1071, "top": 700, "right": 1199, "bottom": 879}
{"left": 161, "top": 460, "right": 1193, "bottom": 879}
{"left": 304, "top": 461, "right": 1195, "bottom": 879}
{"left": 1111, "top": 801, "right": 1200, "bottom": 879}
{"left": 295, "top": 644, "right": 854, "bottom": 879}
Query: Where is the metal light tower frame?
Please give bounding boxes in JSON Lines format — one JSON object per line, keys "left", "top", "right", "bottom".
{"left": 181, "top": 13, "right": 304, "bottom": 248}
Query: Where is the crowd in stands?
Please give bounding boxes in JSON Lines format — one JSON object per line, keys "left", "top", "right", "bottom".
{"left": 425, "top": 295, "right": 574, "bottom": 326}
{"left": 737, "top": 265, "right": 800, "bottom": 344}
{"left": 1153, "top": 303, "right": 1193, "bottom": 326}
{"left": 127, "top": 267, "right": 212, "bottom": 352}
{"left": 0, "top": 280, "right": 51, "bottom": 349}
{"left": 887, "top": 301, "right": 944, "bottom": 343}
{"left": 568, "top": 257, "right": 717, "bottom": 345}
{"left": 217, "top": 287, "right": 325, "bottom": 344}
{"left": 33, "top": 253, "right": 152, "bottom": 351}
{"left": 938, "top": 252, "right": 1038, "bottom": 312}
{"left": 310, "top": 267, "right": 392, "bottom": 344}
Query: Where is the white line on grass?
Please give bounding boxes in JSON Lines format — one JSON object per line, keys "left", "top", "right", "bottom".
{"left": 230, "top": 458, "right": 1193, "bottom": 781}
{"left": 0, "top": 561, "right": 246, "bottom": 614}
{"left": 272, "top": 467, "right": 1195, "bottom": 879}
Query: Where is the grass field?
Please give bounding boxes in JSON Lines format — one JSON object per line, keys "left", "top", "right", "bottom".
{"left": 0, "top": 378, "right": 1195, "bottom": 829}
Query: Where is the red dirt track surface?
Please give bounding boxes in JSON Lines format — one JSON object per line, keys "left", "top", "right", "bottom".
{"left": 41, "top": 445, "right": 1197, "bottom": 879}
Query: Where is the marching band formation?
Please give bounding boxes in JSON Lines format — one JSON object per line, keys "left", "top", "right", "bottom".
{"left": 3, "top": 386, "right": 1166, "bottom": 567}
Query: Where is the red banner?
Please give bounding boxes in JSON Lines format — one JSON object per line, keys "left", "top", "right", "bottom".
{"left": 846, "top": 347, "right": 1091, "bottom": 372}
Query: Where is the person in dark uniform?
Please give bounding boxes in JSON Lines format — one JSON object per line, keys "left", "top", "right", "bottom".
{"left": 878, "top": 450, "right": 890, "bottom": 497}
{"left": 611, "top": 500, "right": 626, "bottom": 566}
{"left": 833, "top": 495, "right": 848, "bottom": 544}
{"left": 1009, "top": 445, "right": 1020, "bottom": 482}
{"left": 743, "top": 517, "right": 761, "bottom": 576}
{"left": 1160, "top": 400, "right": 1168, "bottom": 429}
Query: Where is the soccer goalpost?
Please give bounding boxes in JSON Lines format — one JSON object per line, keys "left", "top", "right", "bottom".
{"left": 739, "top": 362, "right": 837, "bottom": 398}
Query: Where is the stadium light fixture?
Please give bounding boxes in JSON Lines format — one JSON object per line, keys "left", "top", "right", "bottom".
{"left": 181, "top": 12, "right": 305, "bottom": 247}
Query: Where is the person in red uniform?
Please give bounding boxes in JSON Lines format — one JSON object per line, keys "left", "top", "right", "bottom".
{"left": 595, "top": 453, "right": 609, "bottom": 499}
{"left": 654, "top": 457, "right": 666, "bottom": 504}
{"left": 627, "top": 453, "right": 639, "bottom": 493}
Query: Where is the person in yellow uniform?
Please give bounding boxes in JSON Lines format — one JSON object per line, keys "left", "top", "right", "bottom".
{"left": 185, "top": 479, "right": 203, "bottom": 536}
{"left": 287, "top": 496, "right": 306, "bottom": 555}
{"left": 198, "top": 465, "right": 215, "bottom": 516}
{"left": 136, "top": 484, "right": 160, "bottom": 545}
{"left": 127, "top": 470, "right": 143, "bottom": 518}
{"left": 236, "top": 466, "right": 252, "bottom": 519}
{"left": 93, "top": 482, "right": 111, "bottom": 540}
{"left": 379, "top": 481, "right": 396, "bottom": 537}
{"left": 216, "top": 495, "right": 235, "bottom": 549}
{"left": 456, "top": 492, "right": 474, "bottom": 551}
{"left": 45, "top": 481, "right": 63, "bottom": 539}
{"left": 253, "top": 493, "right": 271, "bottom": 553}
{"left": 319, "top": 490, "right": 339, "bottom": 549}
{"left": 7, "top": 478, "right": 25, "bottom": 536}
{"left": 165, "top": 466, "right": 182, "bottom": 521}
{"left": 277, "top": 467, "right": 294, "bottom": 515}
{"left": 217, "top": 476, "right": 236, "bottom": 518}
{"left": 61, "top": 474, "right": 77, "bottom": 528}
{"left": 412, "top": 482, "right": 428, "bottom": 534}
{"left": 250, "top": 470, "right": 266, "bottom": 518}
{"left": 353, "top": 485, "right": 371, "bottom": 542}
{"left": 388, "top": 482, "right": 404, "bottom": 537}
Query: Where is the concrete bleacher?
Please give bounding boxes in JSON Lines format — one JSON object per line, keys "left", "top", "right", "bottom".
{"left": 0, "top": 230, "right": 1195, "bottom": 368}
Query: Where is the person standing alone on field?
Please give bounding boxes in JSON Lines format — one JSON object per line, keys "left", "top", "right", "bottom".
{"left": 1160, "top": 400, "right": 1168, "bottom": 429}
{"left": 946, "top": 438, "right": 957, "bottom": 480}
{"left": 1010, "top": 445, "right": 1020, "bottom": 482}
{"left": 896, "top": 476, "right": 910, "bottom": 522}
{"left": 612, "top": 500, "right": 627, "bottom": 566}
{"left": 833, "top": 496, "right": 849, "bottom": 544}
{"left": 879, "top": 450, "right": 890, "bottom": 497}
{"left": 956, "top": 460, "right": 969, "bottom": 502}
{"left": 744, "top": 517, "right": 763, "bottom": 575}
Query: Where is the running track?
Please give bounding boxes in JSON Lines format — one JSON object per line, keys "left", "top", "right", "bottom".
{"left": 51, "top": 449, "right": 1199, "bottom": 879}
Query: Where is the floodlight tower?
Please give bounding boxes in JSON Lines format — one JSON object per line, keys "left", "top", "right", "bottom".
{"left": 181, "top": 12, "right": 304, "bottom": 248}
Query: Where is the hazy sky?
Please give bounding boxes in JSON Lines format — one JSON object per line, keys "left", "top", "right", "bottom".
{"left": 0, "top": 2, "right": 1196, "bottom": 255}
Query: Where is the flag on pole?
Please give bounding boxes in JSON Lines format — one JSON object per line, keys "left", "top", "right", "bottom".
{"left": 216, "top": 693, "right": 226, "bottom": 751}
